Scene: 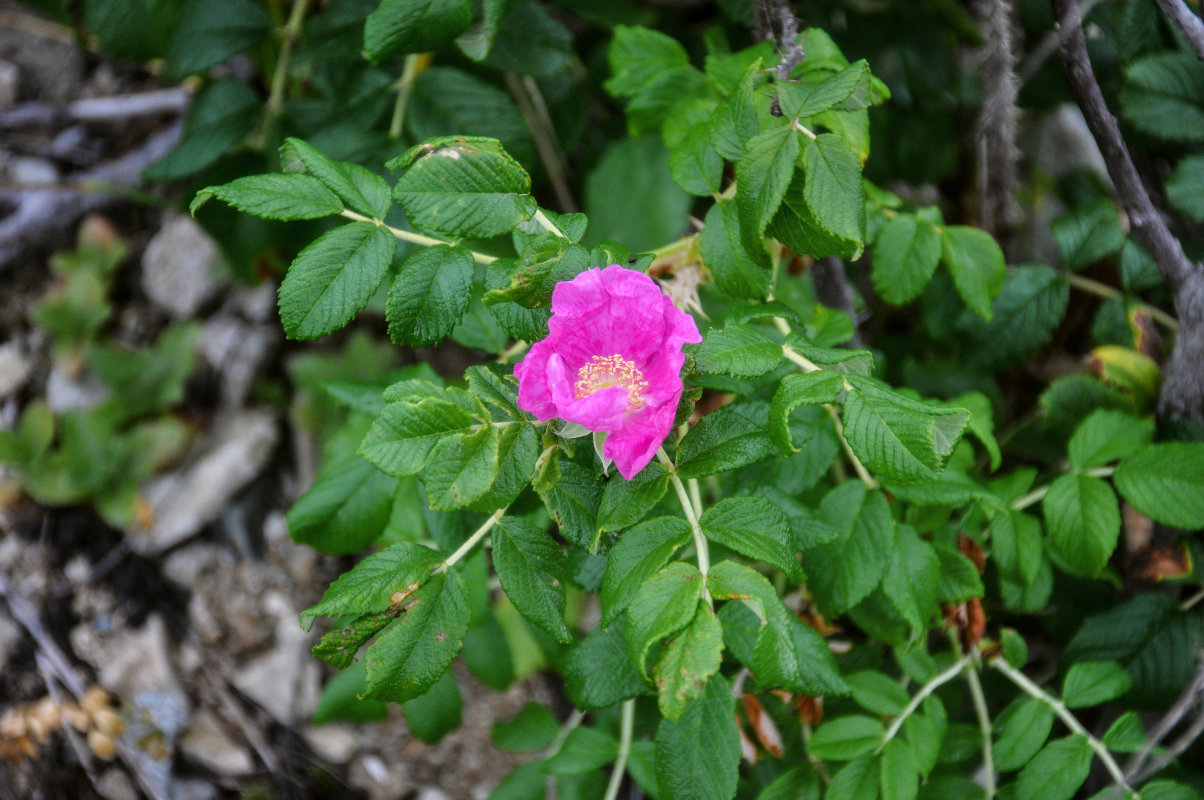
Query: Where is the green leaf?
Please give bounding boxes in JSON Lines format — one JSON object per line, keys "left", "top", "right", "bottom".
{"left": 584, "top": 136, "right": 692, "bottom": 252}
{"left": 163, "top": 0, "right": 272, "bottom": 80}
{"left": 626, "top": 562, "right": 703, "bottom": 679}
{"left": 544, "top": 727, "right": 618, "bottom": 775}
{"left": 82, "top": 0, "right": 170, "bottom": 61}
{"left": 483, "top": 240, "right": 590, "bottom": 309}
{"left": 769, "top": 371, "right": 844, "bottom": 454}
{"left": 1068, "top": 409, "right": 1154, "bottom": 469}
{"left": 993, "top": 697, "right": 1054, "bottom": 772}
{"left": 655, "top": 675, "right": 740, "bottom": 800}
{"left": 881, "top": 524, "right": 941, "bottom": 633}
{"left": 565, "top": 621, "right": 645, "bottom": 710}
{"left": 699, "top": 200, "right": 771, "bottom": 300}
{"left": 1102, "top": 712, "right": 1146, "bottom": 753}
{"left": 989, "top": 510, "right": 1043, "bottom": 587}
{"left": 1042, "top": 474, "right": 1120, "bottom": 578}
{"left": 422, "top": 424, "right": 500, "bottom": 510}
{"left": 313, "top": 662, "right": 388, "bottom": 724}
{"left": 736, "top": 125, "right": 801, "bottom": 251}
{"left": 363, "top": 569, "right": 470, "bottom": 703}
{"left": 1063, "top": 660, "right": 1132, "bottom": 708}
{"left": 407, "top": 67, "right": 535, "bottom": 169}
{"left": 390, "top": 136, "right": 535, "bottom": 239}
{"left": 402, "top": 669, "right": 462, "bottom": 743}
{"left": 470, "top": 422, "right": 538, "bottom": 512}
{"left": 785, "top": 337, "right": 874, "bottom": 375}
{"left": 676, "top": 401, "right": 773, "bottom": 479}
{"left": 847, "top": 670, "right": 909, "bottom": 716}
{"left": 827, "top": 756, "right": 879, "bottom": 800}
{"left": 934, "top": 539, "right": 984, "bottom": 603}
{"left": 287, "top": 455, "right": 397, "bottom": 555}
{"left": 756, "top": 766, "right": 822, "bottom": 800}
{"left": 364, "top": 0, "right": 473, "bottom": 62}
{"left": 601, "top": 516, "right": 692, "bottom": 625}
{"left": 1122, "top": 53, "right": 1204, "bottom": 143}
{"left": 1141, "top": 781, "right": 1204, "bottom": 800}
{"left": 700, "top": 496, "right": 804, "bottom": 581}
{"left": 1113, "top": 443, "right": 1204, "bottom": 529}
{"left": 804, "top": 482, "right": 894, "bottom": 615}
{"left": 670, "top": 123, "right": 723, "bottom": 196}
{"left": 301, "top": 542, "right": 441, "bottom": 630}
{"left": 688, "top": 324, "right": 783, "bottom": 378}
{"left": 493, "top": 702, "right": 560, "bottom": 753}
{"left": 957, "top": 265, "right": 1069, "bottom": 370}
{"left": 800, "top": 133, "right": 865, "bottom": 254}
{"left": 492, "top": 516, "right": 569, "bottom": 643}
{"left": 1167, "top": 155, "right": 1204, "bottom": 222}
{"left": 605, "top": 24, "right": 690, "bottom": 98}
{"left": 709, "top": 62, "right": 761, "bottom": 161}
{"left": 881, "top": 738, "right": 919, "bottom": 800}
{"left": 624, "top": 66, "right": 709, "bottom": 137}
{"left": 192, "top": 173, "right": 342, "bottom": 220}
{"left": 779, "top": 60, "right": 873, "bottom": 118}
{"left": 146, "top": 80, "right": 259, "bottom": 181}
{"left": 1052, "top": 199, "right": 1125, "bottom": 270}
{"left": 872, "top": 214, "right": 942, "bottom": 304}
{"left": 597, "top": 462, "right": 670, "bottom": 533}
{"left": 280, "top": 138, "right": 392, "bottom": 219}
{"left": 278, "top": 222, "right": 395, "bottom": 340}
{"left": 479, "top": 0, "right": 571, "bottom": 78}
{"left": 1015, "top": 736, "right": 1093, "bottom": 800}
{"left": 385, "top": 246, "right": 474, "bottom": 347}
{"left": 652, "top": 601, "right": 724, "bottom": 720}
{"left": 537, "top": 460, "right": 603, "bottom": 552}
{"left": 941, "top": 226, "right": 1006, "bottom": 320}
{"left": 485, "top": 762, "right": 544, "bottom": 800}
{"left": 808, "top": 716, "right": 884, "bottom": 760}
{"left": 360, "top": 398, "right": 474, "bottom": 477}
{"left": 842, "top": 376, "right": 969, "bottom": 484}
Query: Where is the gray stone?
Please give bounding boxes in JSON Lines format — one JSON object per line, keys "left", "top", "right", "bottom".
{"left": 135, "top": 409, "right": 277, "bottom": 554}
{"left": 179, "top": 710, "right": 254, "bottom": 776}
{"left": 197, "top": 316, "right": 278, "bottom": 408}
{"left": 303, "top": 723, "right": 359, "bottom": 765}
{"left": 81, "top": 614, "right": 187, "bottom": 707}
{"left": 95, "top": 768, "right": 137, "bottom": 800}
{"left": 230, "top": 590, "right": 321, "bottom": 723}
{"left": 0, "top": 26, "right": 82, "bottom": 105}
{"left": 0, "top": 342, "right": 31, "bottom": 399}
{"left": 7, "top": 155, "right": 58, "bottom": 184}
{"left": 141, "top": 215, "right": 223, "bottom": 318}
{"left": 0, "top": 606, "right": 20, "bottom": 672}
{"left": 45, "top": 365, "right": 109, "bottom": 413}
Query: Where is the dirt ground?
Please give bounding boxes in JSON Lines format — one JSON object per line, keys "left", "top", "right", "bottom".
{"left": 0, "top": 4, "right": 555, "bottom": 798}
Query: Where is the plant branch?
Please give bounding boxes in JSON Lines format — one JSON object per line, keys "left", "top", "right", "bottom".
{"left": 258, "top": 0, "right": 312, "bottom": 149}
{"left": 389, "top": 53, "right": 426, "bottom": 141}
{"left": 1154, "top": 0, "right": 1204, "bottom": 61}
{"left": 1063, "top": 271, "right": 1179, "bottom": 332}
{"left": 964, "top": 663, "right": 998, "bottom": 798}
{"left": 878, "top": 655, "right": 973, "bottom": 752}
{"left": 658, "top": 448, "right": 712, "bottom": 598}
{"left": 440, "top": 507, "right": 507, "bottom": 570}
{"left": 339, "top": 209, "right": 498, "bottom": 264}
{"left": 991, "top": 656, "right": 1138, "bottom": 798}
{"left": 602, "top": 699, "right": 636, "bottom": 800}
{"left": 1123, "top": 653, "right": 1204, "bottom": 785}
{"left": 505, "top": 73, "right": 578, "bottom": 213}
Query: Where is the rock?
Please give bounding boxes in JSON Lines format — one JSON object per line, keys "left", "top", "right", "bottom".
{"left": 416, "top": 789, "right": 451, "bottom": 800}
{"left": 45, "top": 364, "right": 109, "bottom": 413}
{"left": 352, "top": 754, "right": 414, "bottom": 800}
{"left": 0, "top": 26, "right": 82, "bottom": 105}
{"left": 197, "top": 315, "right": 278, "bottom": 408}
{"left": 173, "top": 780, "right": 219, "bottom": 800}
{"left": 0, "top": 342, "right": 31, "bottom": 399}
{"left": 229, "top": 282, "right": 278, "bottom": 323}
{"left": 78, "top": 614, "right": 187, "bottom": 707}
{"left": 303, "top": 723, "right": 359, "bottom": 764}
{"left": 141, "top": 216, "right": 223, "bottom": 319}
{"left": 95, "top": 768, "right": 137, "bottom": 800}
{"left": 135, "top": 409, "right": 277, "bottom": 554}
{"left": 230, "top": 591, "right": 321, "bottom": 723}
{"left": 0, "top": 60, "right": 16, "bottom": 111}
{"left": 179, "top": 711, "right": 254, "bottom": 777}
{"left": 0, "top": 606, "right": 20, "bottom": 671}
{"left": 7, "top": 155, "right": 59, "bottom": 184}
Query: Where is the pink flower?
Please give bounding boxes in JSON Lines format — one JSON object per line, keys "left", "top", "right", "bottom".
{"left": 515, "top": 265, "right": 701, "bottom": 480}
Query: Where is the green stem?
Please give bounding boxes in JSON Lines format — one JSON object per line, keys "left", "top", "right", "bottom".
{"left": 532, "top": 208, "right": 567, "bottom": 239}
{"left": 339, "top": 209, "right": 498, "bottom": 264}
{"left": 389, "top": 53, "right": 424, "bottom": 140}
{"left": 1063, "top": 271, "right": 1178, "bottom": 332}
{"left": 687, "top": 477, "right": 704, "bottom": 520}
{"left": 258, "top": 0, "right": 311, "bottom": 149}
{"left": 657, "top": 448, "right": 712, "bottom": 600}
{"left": 781, "top": 343, "right": 823, "bottom": 373}
{"left": 602, "top": 699, "right": 636, "bottom": 800}
{"left": 877, "top": 655, "right": 972, "bottom": 753}
{"left": 990, "top": 657, "right": 1139, "bottom": 799}
{"left": 964, "top": 663, "right": 997, "bottom": 799}
{"left": 1012, "top": 466, "right": 1115, "bottom": 511}
{"left": 439, "top": 507, "right": 506, "bottom": 570}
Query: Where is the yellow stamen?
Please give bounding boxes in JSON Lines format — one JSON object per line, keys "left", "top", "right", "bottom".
{"left": 574, "top": 354, "right": 648, "bottom": 409}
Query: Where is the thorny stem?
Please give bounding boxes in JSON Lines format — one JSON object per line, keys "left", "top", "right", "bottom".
{"left": 439, "top": 507, "right": 507, "bottom": 571}
{"left": 1063, "top": 271, "right": 1179, "bottom": 332}
{"left": 877, "top": 655, "right": 973, "bottom": 753}
{"left": 339, "top": 209, "right": 498, "bottom": 264}
{"left": 258, "top": 0, "right": 311, "bottom": 149}
{"left": 658, "top": 448, "right": 712, "bottom": 600}
{"left": 991, "top": 657, "right": 1140, "bottom": 799}
{"left": 601, "top": 699, "right": 636, "bottom": 800}
{"left": 389, "top": 54, "right": 426, "bottom": 140}
{"left": 964, "top": 662, "right": 997, "bottom": 799}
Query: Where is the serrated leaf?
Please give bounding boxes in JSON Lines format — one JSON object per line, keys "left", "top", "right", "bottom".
{"left": 281, "top": 137, "right": 391, "bottom": 219}
{"left": 470, "top": 422, "right": 538, "bottom": 512}
{"left": 537, "top": 460, "right": 603, "bottom": 551}
{"left": 146, "top": 80, "right": 259, "bottom": 181}
{"left": 785, "top": 338, "right": 874, "bottom": 375}
{"left": 605, "top": 24, "right": 690, "bottom": 98}
{"left": 842, "top": 376, "right": 969, "bottom": 484}
{"left": 846, "top": 670, "right": 909, "bottom": 716}
{"left": 807, "top": 715, "right": 884, "bottom": 760}
{"left": 827, "top": 756, "right": 879, "bottom": 800}
{"left": 1015, "top": 736, "right": 1093, "bottom": 800}
{"left": 676, "top": 401, "right": 773, "bottom": 479}
{"left": 278, "top": 222, "right": 395, "bottom": 340}
{"left": 700, "top": 496, "right": 804, "bottom": 581}
{"left": 565, "top": 621, "right": 646, "bottom": 710}
{"left": 1043, "top": 474, "right": 1120, "bottom": 578}
{"left": 465, "top": 364, "right": 522, "bottom": 418}
{"left": 401, "top": 669, "right": 461, "bottom": 743}
{"left": 881, "top": 738, "right": 919, "bottom": 800}
{"left": 492, "top": 702, "right": 559, "bottom": 753}
{"left": 544, "top": 726, "right": 618, "bottom": 775}
{"left": 769, "top": 371, "right": 843, "bottom": 454}
{"left": 1068, "top": 409, "right": 1154, "bottom": 469}
{"left": 1122, "top": 53, "right": 1204, "bottom": 143}
{"left": 385, "top": 246, "right": 474, "bottom": 347}
{"left": 1063, "top": 660, "right": 1132, "bottom": 708}
{"left": 408, "top": 66, "right": 535, "bottom": 168}
{"left": 941, "top": 225, "right": 1006, "bottom": 320}
{"left": 422, "top": 424, "right": 500, "bottom": 510}
{"left": 390, "top": 136, "right": 534, "bottom": 239}
{"left": 881, "top": 524, "right": 941, "bottom": 632}
{"left": 597, "top": 462, "right": 670, "bottom": 533}
{"left": 800, "top": 133, "right": 865, "bottom": 253}
{"left": 1167, "top": 155, "right": 1204, "bottom": 222}
{"left": 287, "top": 454, "right": 398, "bottom": 555}
{"left": 363, "top": 570, "right": 470, "bottom": 703}
{"left": 779, "top": 60, "right": 872, "bottom": 118}
{"left": 670, "top": 123, "right": 723, "bottom": 196}
{"left": 492, "top": 516, "right": 569, "bottom": 642}
{"left": 805, "top": 482, "right": 895, "bottom": 615}
{"left": 688, "top": 324, "right": 783, "bottom": 377}
{"left": 364, "top": 0, "right": 473, "bottom": 62}
{"left": 655, "top": 675, "right": 740, "bottom": 800}
{"left": 957, "top": 265, "right": 1069, "bottom": 371}
{"left": 736, "top": 125, "right": 802, "bottom": 251}
{"left": 301, "top": 543, "right": 442, "bottom": 630}
{"left": 626, "top": 562, "right": 703, "bottom": 680}
{"left": 699, "top": 200, "right": 771, "bottom": 300}
{"left": 601, "top": 516, "right": 692, "bottom": 625}
{"left": 360, "top": 398, "right": 475, "bottom": 477}
{"left": 1113, "top": 443, "right": 1204, "bottom": 529}
{"left": 872, "top": 214, "right": 942, "bottom": 304}
{"left": 1102, "top": 712, "right": 1146, "bottom": 753}
{"left": 164, "top": 0, "right": 272, "bottom": 80}
{"left": 652, "top": 601, "right": 723, "bottom": 720}
{"left": 709, "top": 61, "right": 761, "bottom": 161}
{"left": 993, "top": 697, "right": 1054, "bottom": 772}
{"left": 989, "top": 510, "right": 1043, "bottom": 587}
{"left": 1052, "top": 199, "right": 1125, "bottom": 270}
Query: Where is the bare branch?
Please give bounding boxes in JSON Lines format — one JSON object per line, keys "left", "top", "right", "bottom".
{"left": 0, "top": 88, "right": 190, "bottom": 130}
{"left": 1052, "top": 0, "right": 1198, "bottom": 292}
{"left": 1155, "top": 0, "right": 1204, "bottom": 62}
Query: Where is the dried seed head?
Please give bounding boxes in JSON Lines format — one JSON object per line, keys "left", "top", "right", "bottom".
{"left": 87, "top": 729, "right": 116, "bottom": 761}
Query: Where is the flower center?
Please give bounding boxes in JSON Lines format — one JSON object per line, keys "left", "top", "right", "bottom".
{"left": 574, "top": 354, "right": 648, "bottom": 409}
